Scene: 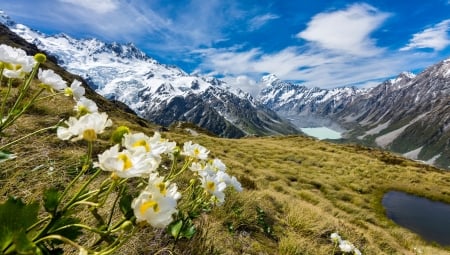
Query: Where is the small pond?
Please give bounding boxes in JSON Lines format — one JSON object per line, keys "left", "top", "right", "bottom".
{"left": 382, "top": 191, "right": 450, "bottom": 246}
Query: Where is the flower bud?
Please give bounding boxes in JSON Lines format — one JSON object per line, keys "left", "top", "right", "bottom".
{"left": 111, "top": 126, "right": 130, "bottom": 144}
{"left": 34, "top": 53, "right": 47, "bottom": 63}
{"left": 120, "top": 220, "right": 133, "bottom": 231}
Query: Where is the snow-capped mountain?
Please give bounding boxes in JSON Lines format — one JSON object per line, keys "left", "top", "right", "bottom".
{"left": 0, "top": 11, "right": 298, "bottom": 138}
{"left": 258, "top": 64, "right": 450, "bottom": 169}
{"left": 259, "top": 74, "right": 364, "bottom": 129}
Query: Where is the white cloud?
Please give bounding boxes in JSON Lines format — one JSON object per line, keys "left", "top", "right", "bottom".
{"left": 59, "top": 0, "right": 118, "bottom": 14}
{"left": 222, "top": 75, "right": 259, "bottom": 96}
{"left": 248, "top": 13, "right": 279, "bottom": 31}
{"left": 297, "top": 3, "right": 390, "bottom": 56}
{"left": 400, "top": 19, "right": 450, "bottom": 51}
{"left": 193, "top": 43, "right": 438, "bottom": 95}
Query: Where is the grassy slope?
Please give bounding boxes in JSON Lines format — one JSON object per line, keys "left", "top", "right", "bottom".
{"left": 2, "top": 89, "right": 450, "bottom": 254}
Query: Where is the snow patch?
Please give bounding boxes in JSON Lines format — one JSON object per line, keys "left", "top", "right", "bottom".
{"left": 403, "top": 147, "right": 423, "bottom": 160}
{"left": 375, "top": 113, "right": 428, "bottom": 148}
{"left": 425, "top": 154, "right": 441, "bottom": 165}
{"left": 358, "top": 121, "right": 391, "bottom": 139}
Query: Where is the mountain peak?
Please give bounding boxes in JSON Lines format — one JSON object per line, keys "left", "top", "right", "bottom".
{"left": 261, "top": 74, "right": 280, "bottom": 86}
{"left": 0, "top": 10, "right": 15, "bottom": 27}
{"left": 389, "top": 71, "right": 415, "bottom": 85}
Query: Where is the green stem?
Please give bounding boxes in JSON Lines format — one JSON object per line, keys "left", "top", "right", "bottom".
{"left": 50, "top": 223, "right": 106, "bottom": 235}
{"left": 58, "top": 141, "right": 95, "bottom": 206}
{"left": 5, "top": 63, "right": 40, "bottom": 125}
{"left": 167, "top": 157, "right": 192, "bottom": 181}
{"left": 0, "top": 123, "right": 59, "bottom": 150}
{"left": 62, "top": 168, "right": 103, "bottom": 212}
{"left": 107, "top": 184, "right": 125, "bottom": 227}
{"left": 0, "top": 78, "right": 12, "bottom": 122}
{"left": 0, "top": 87, "right": 45, "bottom": 131}
{"left": 34, "top": 234, "right": 86, "bottom": 252}
{"left": 26, "top": 216, "right": 52, "bottom": 233}
{"left": 96, "top": 225, "right": 140, "bottom": 255}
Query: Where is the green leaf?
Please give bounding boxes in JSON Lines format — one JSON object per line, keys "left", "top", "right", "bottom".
{"left": 119, "top": 193, "right": 133, "bottom": 219}
{"left": 0, "top": 197, "right": 39, "bottom": 252}
{"left": 180, "top": 224, "right": 196, "bottom": 239}
{"left": 0, "top": 150, "right": 16, "bottom": 163}
{"left": 168, "top": 220, "right": 183, "bottom": 239}
{"left": 43, "top": 188, "right": 60, "bottom": 214}
{"left": 14, "top": 231, "right": 39, "bottom": 255}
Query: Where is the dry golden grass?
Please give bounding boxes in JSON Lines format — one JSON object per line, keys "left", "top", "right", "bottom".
{"left": 2, "top": 83, "right": 450, "bottom": 254}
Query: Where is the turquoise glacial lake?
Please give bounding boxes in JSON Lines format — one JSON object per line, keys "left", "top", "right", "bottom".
{"left": 300, "top": 127, "right": 342, "bottom": 140}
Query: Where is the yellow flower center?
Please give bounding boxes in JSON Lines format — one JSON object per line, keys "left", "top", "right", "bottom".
{"left": 4, "top": 63, "right": 21, "bottom": 71}
{"left": 118, "top": 153, "right": 133, "bottom": 170}
{"left": 157, "top": 182, "right": 167, "bottom": 196}
{"left": 140, "top": 200, "right": 160, "bottom": 214}
{"left": 82, "top": 129, "right": 97, "bottom": 141}
{"left": 193, "top": 148, "right": 200, "bottom": 156}
{"left": 206, "top": 181, "right": 215, "bottom": 192}
{"left": 64, "top": 87, "right": 73, "bottom": 96}
{"left": 77, "top": 105, "right": 89, "bottom": 116}
{"left": 132, "top": 139, "right": 150, "bottom": 152}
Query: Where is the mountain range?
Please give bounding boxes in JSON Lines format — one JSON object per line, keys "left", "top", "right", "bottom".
{"left": 1, "top": 10, "right": 449, "bottom": 169}
{"left": 0, "top": 11, "right": 298, "bottom": 138}
{"left": 259, "top": 67, "right": 450, "bottom": 169}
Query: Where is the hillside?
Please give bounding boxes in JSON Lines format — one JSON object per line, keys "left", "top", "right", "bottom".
{"left": 1, "top": 24, "right": 450, "bottom": 254}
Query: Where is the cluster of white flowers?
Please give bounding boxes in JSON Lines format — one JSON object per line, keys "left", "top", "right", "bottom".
{"left": 55, "top": 84, "right": 242, "bottom": 228}
{"left": 331, "top": 232, "right": 362, "bottom": 255}
{"left": 189, "top": 156, "right": 243, "bottom": 205}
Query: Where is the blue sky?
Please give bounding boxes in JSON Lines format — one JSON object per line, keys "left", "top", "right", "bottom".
{"left": 1, "top": 0, "right": 450, "bottom": 94}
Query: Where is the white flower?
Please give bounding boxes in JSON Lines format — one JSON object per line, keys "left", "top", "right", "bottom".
{"left": 38, "top": 68, "right": 67, "bottom": 93}
{"left": 201, "top": 174, "right": 227, "bottom": 205}
{"left": 354, "top": 248, "right": 362, "bottom": 255}
{"left": 57, "top": 112, "right": 112, "bottom": 141}
{"left": 147, "top": 174, "right": 181, "bottom": 199}
{"left": 229, "top": 175, "right": 243, "bottom": 192}
{"left": 330, "top": 232, "right": 342, "bottom": 243}
{"left": 182, "top": 141, "right": 209, "bottom": 160}
{"left": 123, "top": 132, "right": 176, "bottom": 159}
{"left": 211, "top": 158, "right": 226, "bottom": 172}
{"left": 65, "top": 80, "right": 85, "bottom": 100}
{"left": 190, "top": 162, "right": 214, "bottom": 177}
{"left": 75, "top": 97, "right": 98, "bottom": 115}
{"left": 95, "top": 145, "right": 158, "bottom": 178}
{"left": 339, "top": 240, "right": 355, "bottom": 253}
{"left": 216, "top": 171, "right": 243, "bottom": 192}
{"left": 132, "top": 182, "right": 180, "bottom": 228}
{"left": 0, "top": 44, "right": 35, "bottom": 78}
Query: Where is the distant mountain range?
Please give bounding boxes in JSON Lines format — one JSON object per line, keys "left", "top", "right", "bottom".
{"left": 259, "top": 65, "right": 450, "bottom": 169}
{"left": 0, "top": 11, "right": 298, "bottom": 138}
{"left": 2, "top": 10, "right": 449, "bottom": 169}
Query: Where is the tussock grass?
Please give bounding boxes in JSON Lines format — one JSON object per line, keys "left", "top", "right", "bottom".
{"left": 2, "top": 83, "right": 450, "bottom": 254}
